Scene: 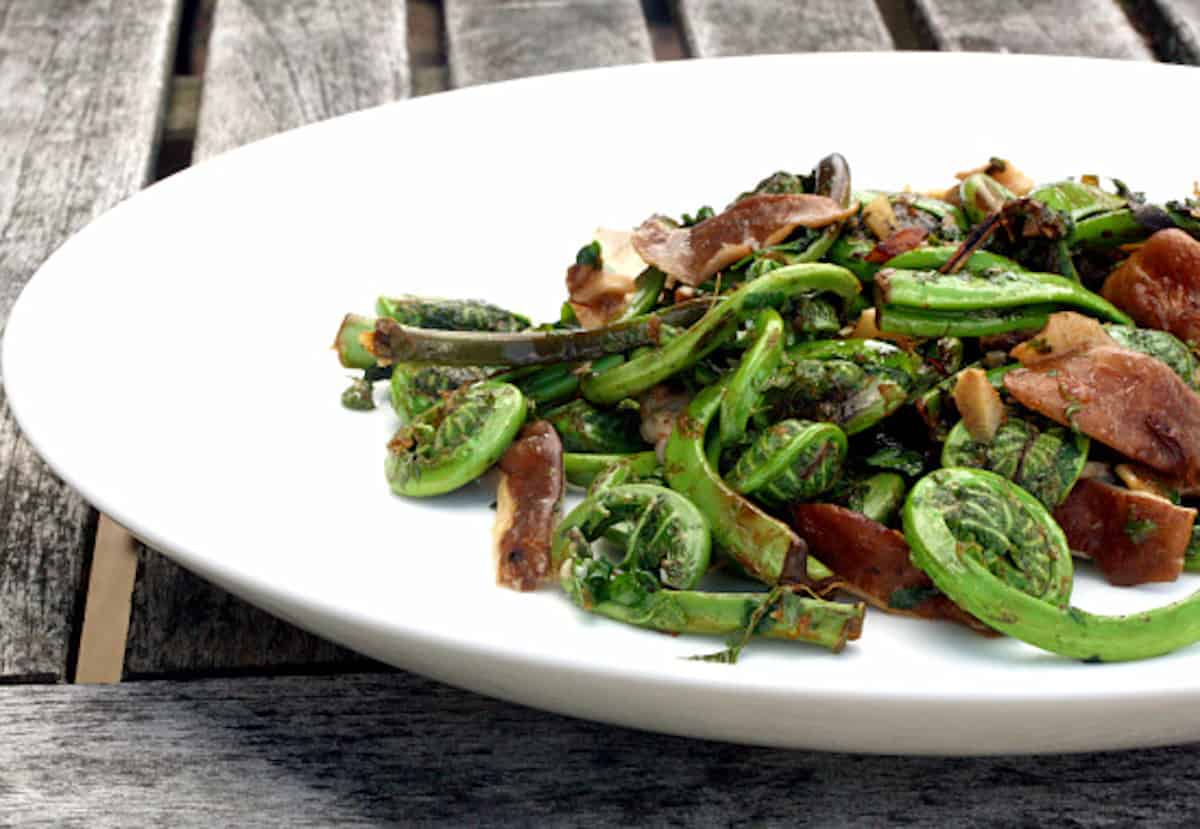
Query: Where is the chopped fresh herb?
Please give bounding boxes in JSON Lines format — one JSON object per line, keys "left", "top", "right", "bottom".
{"left": 681, "top": 206, "right": 715, "bottom": 227}
{"left": 688, "top": 586, "right": 785, "bottom": 665}
{"left": 865, "top": 445, "right": 925, "bottom": 478}
{"left": 1124, "top": 509, "right": 1158, "bottom": 544}
{"left": 340, "top": 378, "right": 376, "bottom": 411}
{"left": 575, "top": 240, "right": 602, "bottom": 267}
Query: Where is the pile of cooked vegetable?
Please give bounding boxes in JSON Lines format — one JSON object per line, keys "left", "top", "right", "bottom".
{"left": 335, "top": 154, "right": 1200, "bottom": 663}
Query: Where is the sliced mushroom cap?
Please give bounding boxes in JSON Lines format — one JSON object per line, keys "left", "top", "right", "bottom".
{"left": 566, "top": 229, "right": 646, "bottom": 329}
{"left": 1101, "top": 228, "right": 1200, "bottom": 344}
{"left": 1009, "top": 311, "right": 1114, "bottom": 366}
{"left": 1004, "top": 341, "right": 1200, "bottom": 485}
{"left": 953, "top": 367, "right": 1005, "bottom": 443}
{"left": 863, "top": 226, "right": 929, "bottom": 264}
{"left": 954, "top": 158, "right": 1034, "bottom": 196}
{"left": 791, "top": 503, "right": 992, "bottom": 634}
{"left": 494, "top": 421, "right": 565, "bottom": 591}
{"left": 1053, "top": 478, "right": 1195, "bottom": 586}
{"left": 638, "top": 384, "right": 691, "bottom": 461}
{"left": 631, "top": 194, "right": 856, "bottom": 287}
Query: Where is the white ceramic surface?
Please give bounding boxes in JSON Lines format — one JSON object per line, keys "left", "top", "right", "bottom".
{"left": 5, "top": 53, "right": 1200, "bottom": 755}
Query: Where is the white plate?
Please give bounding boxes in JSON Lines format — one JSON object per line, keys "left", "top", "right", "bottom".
{"left": 5, "top": 53, "right": 1200, "bottom": 755}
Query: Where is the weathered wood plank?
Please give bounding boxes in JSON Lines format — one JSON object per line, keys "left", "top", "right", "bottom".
{"left": 3, "top": 672, "right": 1200, "bottom": 825}
{"left": 123, "top": 0, "right": 410, "bottom": 676}
{"left": 444, "top": 0, "right": 654, "bottom": 87}
{"left": 1129, "top": 0, "right": 1200, "bottom": 63}
{"left": 910, "top": 0, "right": 1153, "bottom": 58}
{"left": 191, "top": 0, "right": 411, "bottom": 159}
{"left": 675, "top": 0, "right": 894, "bottom": 55}
{"left": 0, "top": 0, "right": 182, "bottom": 681}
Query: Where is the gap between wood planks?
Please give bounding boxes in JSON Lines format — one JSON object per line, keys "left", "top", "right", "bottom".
{"left": 74, "top": 517, "right": 140, "bottom": 683}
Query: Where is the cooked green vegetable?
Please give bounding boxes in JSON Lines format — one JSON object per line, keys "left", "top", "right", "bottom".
{"left": 765, "top": 339, "right": 920, "bottom": 435}
{"left": 376, "top": 295, "right": 531, "bottom": 331}
{"left": 941, "top": 416, "right": 1089, "bottom": 508}
{"left": 339, "top": 155, "right": 1200, "bottom": 665}
{"left": 875, "top": 266, "right": 1131, "bottom": 338}
{"left": 906, "top": 469, "right": 1200, "bottom": 662}
{"left": 385, "top": 381, "right": 527, "bottom": 497}
{"left": 725, "top": 419, "right": 847, "bottom": 504}
{"left": 582, "top": 263, "right": 860, "bottom": 405}
{"left": 542, "top": 399, "right": 644, "bottom": 454}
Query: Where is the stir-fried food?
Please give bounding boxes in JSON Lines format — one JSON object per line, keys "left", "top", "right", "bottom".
{"left": 335, "top": 154, "right": 1200, "bottom": 663}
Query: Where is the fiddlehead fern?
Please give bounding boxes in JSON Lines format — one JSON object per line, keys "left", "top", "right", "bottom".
{"left": 719, "top": 308, "right": 785, "bottom": 448}
{"left": 376, "top": 295, "right": 531, "bottom": 331}
{"left": 553, "top": 484, "right": 712, "bottom": 590}
{"left": 542, "top": 399, "right": 645, "bottom": 454}
{"left": 555, "top": 484, "right": 862, "bottom": 650}
{"left": 941, "top": 416, "right": 1089, "bottom": 508}
{"left": 764, "top": 339, "right": 921, "bottom": 435}
{"left": 386, "top": 380, "right": 527, "bottom": 497}
{"left": 389, "top": 363, "right": 490, "bottom": 421}
{"left": 905, "top": 468, "right": 1200, "bottom": 662}
{"left": 725, "top": 419, "right": 847, "bottom": 504}
{"left": 663, "top": 382, "right": 834, "bottom": 586}
{"left": 906, "top": 468, "right": 1073, "bottom": 606}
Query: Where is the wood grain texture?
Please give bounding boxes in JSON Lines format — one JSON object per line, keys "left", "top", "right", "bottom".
{"left": 3, "top": 672, "right": 1200, "bottom": 825}
{"left": 909, "top": 0, "right": 1153, "bottom": 58}
{"left": 444, "top": 0, "right": 654, "bottom": 87}
{"left": 675, "top": 0, "right": 894, "bottom": 55}
{"left": 123, "top": 0, "right": 410, "bottom": 676}
{"left": 1129, "top": 0, "right": 1200, "bottom": 62}
{"left": 0, "top": 0, "right": 181, "bottom": 681}
{"left": 191, "top": 0, "right": 411, "bottom": 159}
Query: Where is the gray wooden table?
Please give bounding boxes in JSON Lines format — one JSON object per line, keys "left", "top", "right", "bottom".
{"left": 4, "top": 0, "right": 1200, "bottom": 824}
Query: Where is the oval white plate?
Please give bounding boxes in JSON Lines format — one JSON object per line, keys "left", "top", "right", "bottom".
{"left": 6, "top": 53, "right": 1200, "bottom": 755}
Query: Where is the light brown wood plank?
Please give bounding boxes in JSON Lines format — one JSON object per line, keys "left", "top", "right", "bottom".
{"left": 1129, "top": 0, "right": 1200, "bottom": 62}
{"left": 910, "top": 0, "right": 1153, "bottom": 58}
{"left": 123, "top": 0, "right": 410, "bottom": 677}
{"left": 0, "top": 0, "right": 182, "bottom": 681}
{"left": 675, "top": 0, "right": 894, "bottom": 55}
{"left": 74, "top": 517, "right": 139, "bottom": 683}
{"left": 444, "top": 0, "right": 654, "bottom": 87}
{"left": 3, "top": 672, "right": 1200, "bottom": 825}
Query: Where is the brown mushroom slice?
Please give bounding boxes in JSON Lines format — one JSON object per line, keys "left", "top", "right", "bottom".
{"left": 637, "top": 384, "right": 691, "bottom": 462}
{"left": 566, "top": 261, "right": 636, "bottom": 329}
{"left": 631, "top": 194, "right": 856, "bottom": 287}
{"left": 1004, "top": 340, "right": 1200, "bottom": 485}
{"left": 566, "top": 228, "right": 647, "bottom": 329}
{"left": 954, "top": 158, "right": 1035, "bottom": 196}
{"left": 791, "top": 504, "right": 992, "bottom": 634}
{"left": 1009, "top": 311, "right": 1114, "bottom": 366}
{"left": 864, "top": 227, "right": 929, "bottom": 264}
{"left": 953, "top": 367, "right": 1005, "bottom": 443}
{"left": 493, "top": 421, "right": 565, "bottom": 591}
{"left": 1052, "top": 478, "right": 1195, "bottom": 586}
{"left": 1101, "top": 229, "right": 1200, "bottom": 344}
